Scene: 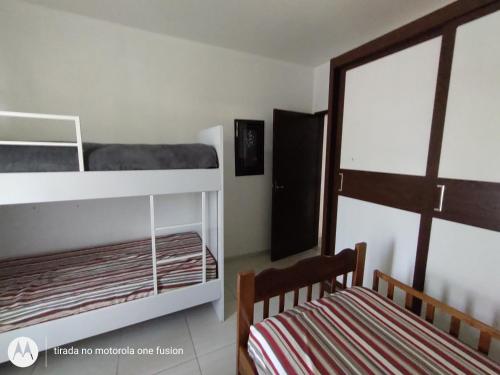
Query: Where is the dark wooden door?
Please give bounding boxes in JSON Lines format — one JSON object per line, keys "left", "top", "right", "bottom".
{"left": 271, "top": 109, "right": 324, "bottom": 261}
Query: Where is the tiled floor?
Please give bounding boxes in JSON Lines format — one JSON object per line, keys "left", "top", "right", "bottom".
{"left": 0, "top": 248, "right": 319, "bottom": 375}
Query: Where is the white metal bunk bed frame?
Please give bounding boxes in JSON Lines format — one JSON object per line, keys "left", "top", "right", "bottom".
{"left": 0, "top": 111, "right": 224, "bottom": 363}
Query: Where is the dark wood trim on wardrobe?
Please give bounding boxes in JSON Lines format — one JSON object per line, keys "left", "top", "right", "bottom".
{"left": 338, "top": 170, "right": 427, "bottom": 214}
{"left": 312, "top": 114, "right": 325, "bottom": 247}
{"left": 435, "top": 179, "right": 500, "bottom": 232}
{"left": 411, "top": 27, "right": 457, "bottom": 311}
{"left": 321, "top": 67, "right": 345, "bottom": 255}
{"left": 330, "top": 0, "right": 498, "bottom": 68}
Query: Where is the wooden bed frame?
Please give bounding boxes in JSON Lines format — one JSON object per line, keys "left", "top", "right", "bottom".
{"left": 236, "top": 242, "right": 500, "bottom": 374}
{"left": 236, "top": 242, "right": 366, "bottom": 375}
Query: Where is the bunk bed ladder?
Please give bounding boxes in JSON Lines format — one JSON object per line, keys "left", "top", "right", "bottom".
{"left": 149, "top": 195, "right": 159, "bottom": 295}
{"left": 149, "top": 192, "right": 208, "bottom": 294}
{"left": 201, "top": 191, "right": 207, "bottom": 283}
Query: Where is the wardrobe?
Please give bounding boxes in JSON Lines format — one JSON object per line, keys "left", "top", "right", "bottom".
{"left": 322, "top": 0, "right": 500, "bottom": 357}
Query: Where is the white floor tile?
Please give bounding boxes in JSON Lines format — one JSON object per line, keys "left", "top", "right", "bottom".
{"left": 116, "top": 313, "right": 195, "bottom": 375}
{"left": 224, "top": 299, "right": 236, "bottom": 320}
{"left": 224, "top": 281, "right": 236, "bottom": 300}
{"left": 155, "top": 359, "right": 201, "bottom": 375}
{"left": 224, "top": 286, "right": 236, "bottom": 302}
{"left": 225, "top": 252, "right": 268, "bottom": 298}
{"left": 185, "top": 299, "right": 236, "bottom": 356}
{"left": 197, "top": 345, "right": 235, "bottom": 375}
{"left": 224, "top": 275, "right": 237, "bottom": 298}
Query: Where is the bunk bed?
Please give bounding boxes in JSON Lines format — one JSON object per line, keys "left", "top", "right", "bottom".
{"left": 0, "top": 111, "right": 224, "bottom": 363}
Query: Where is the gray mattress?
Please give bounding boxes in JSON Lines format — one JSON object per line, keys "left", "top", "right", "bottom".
{"left": 0, "top": 143, "right": 218, "bottom": 172}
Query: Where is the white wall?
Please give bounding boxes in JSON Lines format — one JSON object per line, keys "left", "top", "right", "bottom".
{"left": 0, "top": 0, "right": 313, "bottom": 258}
{"left": 312, "top": 62, "right": 330, "bottom": 113}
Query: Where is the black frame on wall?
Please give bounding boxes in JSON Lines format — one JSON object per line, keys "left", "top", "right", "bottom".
{"left": 234, "top": 119, "right": 264, "bottom": 176}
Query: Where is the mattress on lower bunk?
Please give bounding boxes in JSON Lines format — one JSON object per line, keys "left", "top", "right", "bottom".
{"left": 0, "top": 142, "right": 218, "bottom": 172}
{"left": 0, "top": 232, "right": 217, "bottom": 333}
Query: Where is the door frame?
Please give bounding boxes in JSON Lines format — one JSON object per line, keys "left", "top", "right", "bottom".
{"left": 321, "top": 0, "right": 500, "bottom": 302}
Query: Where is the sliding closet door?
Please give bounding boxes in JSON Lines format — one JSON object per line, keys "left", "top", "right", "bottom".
{"left": 334, "top": 37, "right": 442, "bottom": 285}
{"left": 340, "top": 38, "right": 440, "bottom": 176}
{"left": 425, "top": 10, "right": 500, "bottom": 359}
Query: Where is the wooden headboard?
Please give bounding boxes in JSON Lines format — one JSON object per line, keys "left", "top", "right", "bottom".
{"left": 236, "top": 242, "right": 366, "bottom": 375}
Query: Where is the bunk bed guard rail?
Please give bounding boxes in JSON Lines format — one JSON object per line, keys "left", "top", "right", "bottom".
{"left": 0, "top": 111, "right": 84, "bottom": 171}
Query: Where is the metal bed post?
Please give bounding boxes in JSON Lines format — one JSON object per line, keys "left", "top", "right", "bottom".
{"left": 74, "top": 116, "right": 84, "bottom": 172}
{"left": 149, "top": 195, "right": 158, "bottom": 295}
{"left": 201, "top": 191, "right": 207, "bottom": 283}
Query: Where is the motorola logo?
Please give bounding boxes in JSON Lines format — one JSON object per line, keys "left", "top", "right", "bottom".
{"left": 8, "top": 337, "right": 39, "bottom": 367}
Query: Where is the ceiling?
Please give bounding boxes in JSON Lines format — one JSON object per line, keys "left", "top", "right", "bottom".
{"left": 23, "top": 0, "right": 454, "bottom": 66}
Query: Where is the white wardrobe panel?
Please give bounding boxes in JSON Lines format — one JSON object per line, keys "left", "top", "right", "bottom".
{"left": 335, "top": 196, "right": 420, "bottom": 287}
{"left": 341, "top": 37, "right": 441, "bottom": 176}
{"left": 439, "top": 11, "right": 500, "bottom": 183}
{"left": 426, "top": 219, "right": 500, "bottom": 360}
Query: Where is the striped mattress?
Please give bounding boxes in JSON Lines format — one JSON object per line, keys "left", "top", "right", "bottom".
{"left": 248, "top": 287, "right": 500, "bottom": 375}
{"left": 0, "top": 232, "right": 217, "bottom": 333}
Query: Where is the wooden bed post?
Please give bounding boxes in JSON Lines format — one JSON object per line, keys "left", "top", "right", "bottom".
{"left": 352, "top": 242, "right": 366, "bottom": 287}
{"left": 237, "top": 271, "right": 257, "bottom": 375}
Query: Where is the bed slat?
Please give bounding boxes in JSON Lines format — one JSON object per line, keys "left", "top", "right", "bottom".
{"left": 449, "top": 316, "right": 461, "bottom": 338}
{"left": 319, "top": 282, "right": 325, "bottom": 297}
{"left": 373, "top": 270, "right": 500, "bottom": 361}
{"left": 405, "top": 293, "right": 413, "bottom": 310}
{"left": 372, "top": 271, "right": 380, "bottom": 292}
{"left": 478, "top": 331, "right": 492, "bottom": 355}
{"left": 263, "top": 299, "right": 269, "bottom": 319}
{"left": 387, "top": 283, "right": 395, "bottom": 300}
{"left": 307, "top": 285, "right": 313, "bottom": 302}
{"left": 342, "top": 274, "right": 348, "bottom": 289}
{"left": 425, "top": 304, "right": 435, "bottom": 324}
{"left": 278, "top": 294, "right": 285, "bottom": 313}
{"left": 293, "top": 289, "right": 299, "bottom": 307}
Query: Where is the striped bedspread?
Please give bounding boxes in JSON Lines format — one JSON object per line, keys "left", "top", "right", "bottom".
{"left": 248, "top": 287, "right": 500, "bottom": 375}
{"left": 0, "top": 232, "right": 217, "bottom": 333}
